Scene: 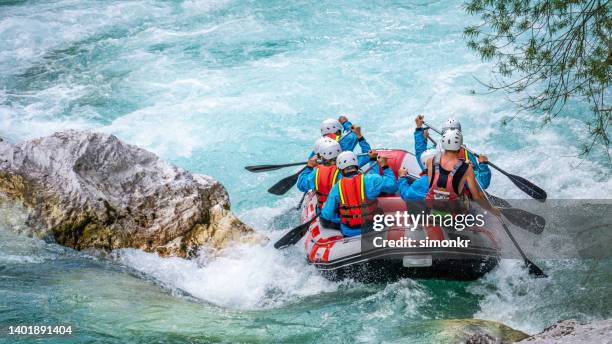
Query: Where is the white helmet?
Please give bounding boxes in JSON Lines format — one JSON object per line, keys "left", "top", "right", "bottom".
{"left": 313, "top": 137, "right": 330, "bottom": 154}
{"left": 441, "top": 129, "right": 463, "bottom": 151}
{"left": 441, "top": 118, "right": 461, "bottom": 133}
{"left": 318, "top": 139, "right": 342, "bottom": 161}
{"left": 320, "top": 119, "right": 343, "bottom": 135}
{"left": 420, "top": 149, "right": 438, "bottom": 167}
{"left": 336, "top": 151, "right": 358, "bottom": 170}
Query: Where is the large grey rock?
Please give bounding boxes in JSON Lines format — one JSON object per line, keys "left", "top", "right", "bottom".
{"left": 517, "top": 319, "right": 612, "bottom": 344}
{"left": 0, "top": 130, "right": 263, "bottom": 257}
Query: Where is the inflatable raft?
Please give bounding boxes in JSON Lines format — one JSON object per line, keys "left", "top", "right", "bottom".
{"left": 299, "top": 149, "right": 500, "bottom": 282}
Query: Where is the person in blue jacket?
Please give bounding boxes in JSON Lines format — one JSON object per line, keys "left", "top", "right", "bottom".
{"left": 414, "top": 115, "right": 492, "bottom": 189}
{"left": 298, "top": 129, "right": 374, "bottom": 194}
{"left": 321, "top": 151, "right": 397, "bottom": 237}
{"left": 308, "top": 116, "right": 362, "bottom": 159}
{"left": 397, "top": 148, "right": 437, "bottom": 200}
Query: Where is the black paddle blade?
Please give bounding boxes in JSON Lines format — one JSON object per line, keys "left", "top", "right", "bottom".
{"left": 245, "top": 165, "right": 285, "bottom": 172}
{"left": 245, "top": 161, "right": 306, "bottom": 173}
{"left": 268, "top": 167, "right": 306, "bottom": 195}
{"left": 526, "top": 259, "right": 548, "bottom": 278}
{"left": 485, "top": 192, "right": 512, "bottom": 208}
{"left": 508, "top": 173, "right": 547, "bottom": 202}
{"left": 274, "top": 217, "right": 317, "bottom": 249}
{"left": 500, "top": 207, "right": 546, "bottom": 234}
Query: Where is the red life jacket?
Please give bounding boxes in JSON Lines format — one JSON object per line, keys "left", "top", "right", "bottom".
{"left": 425, "top": 156, "right": 468, "bottom": 202}
{"left": 315, "top": 165, "right": 340, "bottom": 207}
{"left": 457, "top": 147, "right": 469, "bottom": 161}
{"left": 457, "top": 147, "right": 474, "bottom": 198}
{"left": 377, "top": 150, "right": 406, "bottom": 178}
{"left": 338, "top": 174, "right": 378, "bottom": 227}
{"left": 324, "top": 133, "right": 340, "bottom": 141}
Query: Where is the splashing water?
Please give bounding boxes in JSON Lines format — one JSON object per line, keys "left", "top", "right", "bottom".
{"left": 1, "top": 0, "right": 610, "bottom": 343}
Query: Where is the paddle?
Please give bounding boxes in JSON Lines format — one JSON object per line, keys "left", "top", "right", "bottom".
{"left": 268, "top": 166, "right": 307, "bottom": 195}
{"left": 478, "top": 181, "right": 547, "bottom": 277}
{"left": 484, "top": 191, "right": 512, "bottom": 208}
{"left": 296, "top": 192, "right": 308, "bottom": 210}
{"left": 247, "top": 131, "right": 354, "bottom": 173}
{"left": 424, "top": 122, "right": 547, "bottom": 202}
{"left": 498, "top": 207, "right": 545, "bottom": 234}
{"left": 267, "top": 153, "right": 370, "bottom": 196}
{"left": 246, "top": 161, "right": 311, "bottom": 173}
{"left": 274, "top": 216, "right": 318, "bottom": 249}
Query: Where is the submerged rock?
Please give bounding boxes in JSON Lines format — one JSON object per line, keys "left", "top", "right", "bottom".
{"left": 0, "top": 130, "right": 264, "bottom": 257}
{"left": 412, "top": 319, "right": 529, "bottom": 344}
{"left": 517, "top": 319, "right": 612, "bottom": 344}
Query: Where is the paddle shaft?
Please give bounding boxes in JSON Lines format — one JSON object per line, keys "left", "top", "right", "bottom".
{"left": 296, "top": 192, "right": 308, "bottom": 210}
{"left": 425, "top": 122, "right": 516, "bottom": 174}
{"left": 478, "top": 179, "right": 547, "bottom": 277}
{"left": 424, "top": 121, "right": 546, "bottom": 201}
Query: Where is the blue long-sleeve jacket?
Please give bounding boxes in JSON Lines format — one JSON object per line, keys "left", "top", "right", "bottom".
{"left": 398, "top": 175, "right": 429, "bottom": 200}
{"left": 339, "top": 120, "right": 359, "bottom": 152}
{"left": 467, "top": 152, "right": 491, "bottom": 189}
{"left": 299, "top": 137, "right": 372, "bottom": 192}
{"left": 307, "top": 120, "right": 361, "bottom": 159}
{"left": 413, "top": 128, "right": 491, "bottom": 189}
{"left": 321, "top": 167, "right": 397, "bottom": 237}
{"left": 414, "top": 128, "right": 429, "bottom": 170}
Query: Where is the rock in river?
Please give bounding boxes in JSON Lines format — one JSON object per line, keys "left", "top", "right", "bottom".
{"left": 0, "top": 130, "right": 263, "bottom": 257}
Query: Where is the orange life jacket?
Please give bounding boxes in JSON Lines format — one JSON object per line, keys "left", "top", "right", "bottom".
{"left": 338, "top": 174, "right": 378, "bottom": 227}
{"left": 324, "top": 133, "right": 340, "bottom": 141}
{"left": 457, "top": 147, "right": 470, "bottom": 162}
{"left": 315, "top": 165, "right": 340, "bottom": 207}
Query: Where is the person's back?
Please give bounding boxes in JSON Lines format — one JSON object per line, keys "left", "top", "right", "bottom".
{"left": 297, "top": 138, "right": 342, "bottom": 211}
{"left": 321, "top": 151, "right": 397, "bottom": 237}
{"left": 425, "top": 129, "right": 483, "bottom": 214}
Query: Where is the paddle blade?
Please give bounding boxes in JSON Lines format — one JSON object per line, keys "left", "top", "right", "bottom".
{"left": 500, "top": 207, "right": 546, "bottom": 234}
{"left": 246, "top": 165, "right": 282, "bottom": 172}
{"left": 507, "top": 173, "right": 547, "bottom": 202}
{"left": 245, "top": 162, "right": 306, "bottom": 173}
{"left": 525, "top": 259, "right": 548, "bottom": 278}
{"left": 274, "top": 217, "right": 316, "bottom": 249}
{"left": 485, "top": 192, "right": 512, "bottom": 208}
{"left": 268, "top": 167, "right": 305, "bottom": 195}
{"left": 245, "top": 165, "right": 285, "bottom": 172}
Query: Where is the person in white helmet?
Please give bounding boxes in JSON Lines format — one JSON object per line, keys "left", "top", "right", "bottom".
{"left": 425, "top": 129, "right": 483, "bottom": 202}
{"left": 312, "top": 115, "right": 365, "bottom": 155}
{"left": 298, "top": 138, "right": 376, "bottom": 209}
{"left": 320, "top": 151, "right": 397, "bottom": 237}
{"left": 441, "top": 118, "right": 462, "bottom": 133}
{"left": 396, "top": 148, "right": 437, "bottom": 200}
{"left": 297, "top": 137, "right": 376, "bottom": 210}
{"left": 415, "top": 115, "right": 492, "bottom": 189}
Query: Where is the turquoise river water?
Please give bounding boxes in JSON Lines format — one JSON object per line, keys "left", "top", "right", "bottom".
{"left": 0, "top": 0, "right": 610, "bottom": 343}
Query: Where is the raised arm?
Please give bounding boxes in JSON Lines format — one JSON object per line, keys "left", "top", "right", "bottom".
{"left": 414, "top": 115, "right": 430, "bottom": 170}
{"left": 338, "top": 116, "right": 358, "bottom": 151}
